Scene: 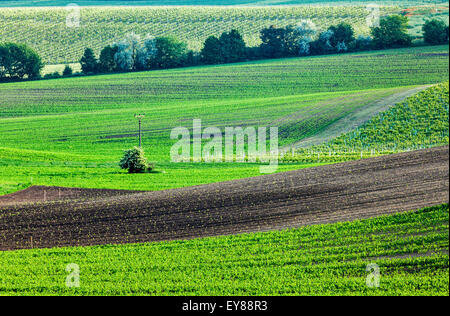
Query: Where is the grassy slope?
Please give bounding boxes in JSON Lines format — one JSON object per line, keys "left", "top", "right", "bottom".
{"left": 283, "top": 83, "right": 449, "bottom": 162}
{"left": 0, "top": 45, "right": 448, "bottom": 195}
{"left": 0, "top": 204, "right": 447, "bottom": 296}
{"left": 319, "top": 83, "right": 449, "bottom": 151}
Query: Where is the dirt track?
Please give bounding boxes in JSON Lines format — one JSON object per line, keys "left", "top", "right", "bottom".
{"left": 288, "top": 85, "right": 433, "bottom": 148}
{"left": 0, "top": 146, "right": 448, "bottom": 251}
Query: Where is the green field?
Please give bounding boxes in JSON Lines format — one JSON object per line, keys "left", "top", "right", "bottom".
{"left": 0, "top": 45, "right": 448, "bottom": 195}
{"left": 0, "top": 204, "right": 447, "bottom": 295}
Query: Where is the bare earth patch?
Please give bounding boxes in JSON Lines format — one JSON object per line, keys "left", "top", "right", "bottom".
{"left": 0, "top": 186, "right": 143, "bottom": 207}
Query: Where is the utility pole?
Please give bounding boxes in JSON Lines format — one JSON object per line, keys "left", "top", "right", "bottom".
{"left": 135, "top": 114, "right": 145, "bottom": 147}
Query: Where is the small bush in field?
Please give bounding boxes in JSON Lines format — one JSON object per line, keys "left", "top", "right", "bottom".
{"left": 119, "top": 147, "right": 152, "bottom": 173}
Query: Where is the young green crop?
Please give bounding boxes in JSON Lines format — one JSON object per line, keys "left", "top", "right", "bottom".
{"left": 0, "top": 204, "right": 447, "bottom": 296}
{"left": 286, "top": 82, "right": 449, "bottom": 163}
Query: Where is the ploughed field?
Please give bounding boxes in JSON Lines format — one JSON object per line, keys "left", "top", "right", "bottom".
{"left": 0, "top": 203, "right": 448, "bottom": 295}
{"left": 1, "top": 146, "right": 448, "bottom": 251}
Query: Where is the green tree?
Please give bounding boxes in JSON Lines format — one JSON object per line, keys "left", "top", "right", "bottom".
{"left": 62, "top": 65, "right": 73, "bottom": 76}
{"left": 80, "top": 48, "right": 99, "bottom": 74}
{"left": 328, "top": 22, "right": 355, "bottom": 47}
{"left": 99, "top": 45, "right": 119, "bottom": 73}
{"left": 423, "top": 19, "right": 449, "bottom": 45}
{"left": 310, "top": 30, "right": 335, "bottom": 55}
{"left": 260, "top": 26, "right": 285, "bottom": 58}
{"left": 0, "top": 45, "right": 12, "bottom": 79}
{"left": 152, "top": 37, "right": 187, "bottom": 69}
{"left": 183, "top": 50, "right": 200, "bottom": 67}
{"left": 201, "top": 36, "right": 223, "bottom": 64}
{"left": 371, "top": 15, "right": 412, "bottom": 49}
{"left": 44, "top": 71, "right": 61, "bottom": 79}
{"left": 220, "top": 29, "right": 247, "bottom": 63}
{"left": 0, "top": 43, "right": 43, "bottom": 80}
{"left": 260, "top": 25, "right": 300, "bottom": 58}
{"left": 351, "top": 35, "right": 373, "bottom": 51}
{"left": 119, "top": 147, "right": 152, "bottom": 174}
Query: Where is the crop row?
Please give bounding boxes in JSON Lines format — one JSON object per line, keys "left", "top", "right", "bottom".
{"left": 286, "top": 82, "right": 449, "bottom": 163}
{"left": 0, "top": 5, "right": 400, "bottom": 64}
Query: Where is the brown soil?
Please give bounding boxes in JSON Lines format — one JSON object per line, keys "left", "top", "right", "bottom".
{"left": 0, "top": 146, "right": 448, "bottom": 251}
{"left": 0, "top": 186, "right": 142, "bottom": 206}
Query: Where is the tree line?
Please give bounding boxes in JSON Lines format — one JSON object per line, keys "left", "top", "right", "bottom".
{"left": 1, "top": 15, "right": 448, "bottom": 82}
{"left": 80, "top": 15, "right": 449, "bottom": 75}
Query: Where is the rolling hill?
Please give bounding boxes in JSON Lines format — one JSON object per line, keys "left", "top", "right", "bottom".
{"left": 1, "top": 145, "right": 448, "bottom": 250}
{"left": 0, "top": 3, "right": 449, "bottom": 296}
{"left": 0, "top": 45, "right": 448, "bottom": 195}
{"left": 1, "top": 1, "right": 447, "bottom": 65}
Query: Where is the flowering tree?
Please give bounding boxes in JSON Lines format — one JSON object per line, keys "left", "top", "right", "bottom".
{"left": 336, "top": 41, "right": 348, "bottom": 52}
{"left": 296, "top": 20, "right": 317, "bottom": 56}
{"left": 112, "top": 33, "right": 158, "bottom": 71}
{"left": 114, "top": 32, "right": 141, "bottom": 71}
{"left": 119, "top": 147, "right": 152, "bottom": 174}
{"left": 136, "top": 35, "right": 158, "bottom": 70}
